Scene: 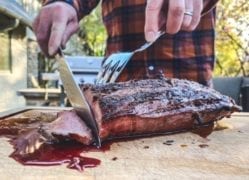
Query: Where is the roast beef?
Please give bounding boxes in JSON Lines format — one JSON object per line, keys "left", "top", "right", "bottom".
{"left": 10, "top": 111, "right": 93, "bottom": 155}
{"left": 25, "top": 78, "right": 240, "bottom": 147}
{"left": 41, "top": 111, "right": 93, "bottom": 145}
{"left": 78, "top": 77, "right": 241, "bottom": 142}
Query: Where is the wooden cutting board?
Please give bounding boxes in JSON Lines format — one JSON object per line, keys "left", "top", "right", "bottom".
{"left": 0, "top": 109, "right": 249, "bottom": 179}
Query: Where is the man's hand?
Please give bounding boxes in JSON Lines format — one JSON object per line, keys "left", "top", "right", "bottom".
{"left": 33, "top": 2, "right": 79, "bottom": 56}
{"left": 144, "top": 0, "right": 203, "bottom": 42}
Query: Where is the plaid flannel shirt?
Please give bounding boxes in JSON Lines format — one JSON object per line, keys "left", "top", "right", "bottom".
{"left": 43, "top": 0, "right": 219, "bottom": 86}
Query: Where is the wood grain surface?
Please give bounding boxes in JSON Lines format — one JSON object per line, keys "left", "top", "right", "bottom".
{"left": 0, "top": 111, "right": 249, "bottom": 180}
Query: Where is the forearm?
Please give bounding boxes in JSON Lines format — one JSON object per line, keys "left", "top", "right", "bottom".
{"left": 42, "top": 0, "right": 100, "bottom": 19}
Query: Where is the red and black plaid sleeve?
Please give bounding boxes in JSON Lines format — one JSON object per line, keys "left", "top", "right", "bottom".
{"left": 42, "top": 0, "right": 100, "bottom": 18}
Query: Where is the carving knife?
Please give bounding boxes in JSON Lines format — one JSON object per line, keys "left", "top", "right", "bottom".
{"left": 55, "top": 49, "right": 101, "bottom": 147}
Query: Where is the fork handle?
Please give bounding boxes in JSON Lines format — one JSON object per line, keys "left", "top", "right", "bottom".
{"left": 134, "top": 31, "right": 165, "bottom": 53}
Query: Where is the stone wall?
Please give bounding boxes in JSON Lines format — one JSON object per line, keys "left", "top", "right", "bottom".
{"left": 0, "top": 25, "right": 27, "bottom": 111}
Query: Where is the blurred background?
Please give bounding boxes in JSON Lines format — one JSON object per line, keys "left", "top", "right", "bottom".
{"left": 0, "top": 0, "right": 248, "bottom": 111}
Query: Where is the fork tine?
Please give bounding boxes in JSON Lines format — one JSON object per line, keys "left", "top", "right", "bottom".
{"left": 96, "top": 67, "right": 105, "bottom": 83}
{"left": 96, "top": 62, "right": 110, "bottom": 84}
{"left": 108, "top": 53, "right": 133, "bottom": 83}
{"left": 96, "top": 76, "right": 105, "bottom": 84}
{"left": 109, "top": 58, "right": 130, "bottom": 83}
{"left": 96, "top": 55, "right": 114, "bottom": 79}
{"left": 96, "top": 52, "right": 135, "bottom": 84}
{"left": 102, "top": 54, "right": 116, "bottom": 67}
{"left": 101, "top": 60, "right": 120, "bottom": 84}
{"left": 96, "top": 53, "right": 122, "bottom": 84}
{"left": 96, "top": 56, "right": 119, "bottom": 84}
{"left": 108, "top": 69, "right": 120, "bottom": 83}
{"left": 97, "top": 32, "right": 165, "bottom": 84}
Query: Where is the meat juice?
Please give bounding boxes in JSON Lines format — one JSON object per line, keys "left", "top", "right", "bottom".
{"left": 9, "top": 140, "right": 113, "bottom": 172}
{"left": 192, "top": 123, "right": 214, "bottom": 138}
{"left": 0, "top": 117, "right": 110, "bottom": 172}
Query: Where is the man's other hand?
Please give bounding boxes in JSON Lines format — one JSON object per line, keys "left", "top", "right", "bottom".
{"left": 145, "top": 0, "right": 203, "bottom": 42}
{"left": 33, "top": 2, "right": 79, "bottom": 56}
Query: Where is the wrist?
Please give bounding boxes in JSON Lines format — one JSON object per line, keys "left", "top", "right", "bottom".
{"left": 43, "top": 0, "right": 74, "bottom": 7}
{"left": 43, "top": 0, "right": 80, "bottom": 18}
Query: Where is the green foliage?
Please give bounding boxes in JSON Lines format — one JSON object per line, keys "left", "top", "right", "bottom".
{"left": 215, "top": 0, "right": 249, "bottom": 77}
{"left": 65, "top": 5, "right": 107, "bottom": 56}
{"left": 215, "top": 29, "right": 242, "bottom": 76}
{"left": 78, "top": 6, "right": 107, "bottom": 56}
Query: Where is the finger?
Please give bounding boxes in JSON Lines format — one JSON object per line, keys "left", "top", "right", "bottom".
{"left": 181, "top": 0, "right": 193, "bottom": 29}
{"left": 186, "top": 0, "right": 203, "bottom": 31}
{"left": 48, "top": 15, "right": 67, "bottom": 56}
{"left": 61, "top": 21, "right": 79, "bottom": 49}
{"left": 166, "top": 0, "right": 185, "bottom": 34}
{"left": 144, "top": 0, "right": 164, "bottom": 42}
{"left": 35, "top": 13, "right": 53, "bottom": 57}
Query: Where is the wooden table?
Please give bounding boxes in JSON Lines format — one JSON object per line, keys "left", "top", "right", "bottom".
{"left": 0, "top": 109, "right": 249, "bottom": 179}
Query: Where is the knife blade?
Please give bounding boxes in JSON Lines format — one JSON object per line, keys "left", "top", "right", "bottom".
{"left": 55, "top": 49, "right": 101, "bottom": 147}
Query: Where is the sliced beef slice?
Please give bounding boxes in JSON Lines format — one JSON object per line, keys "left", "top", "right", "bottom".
{"left": 41, "top": 110, "right": 93, "bottom": 145}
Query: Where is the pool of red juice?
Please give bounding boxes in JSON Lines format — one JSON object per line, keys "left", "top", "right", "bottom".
{"left": 9, "top": 140, "right": 112, "bottom": 172}
{"left": 0, "top": 116, "right": 111, "bottom": 172}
